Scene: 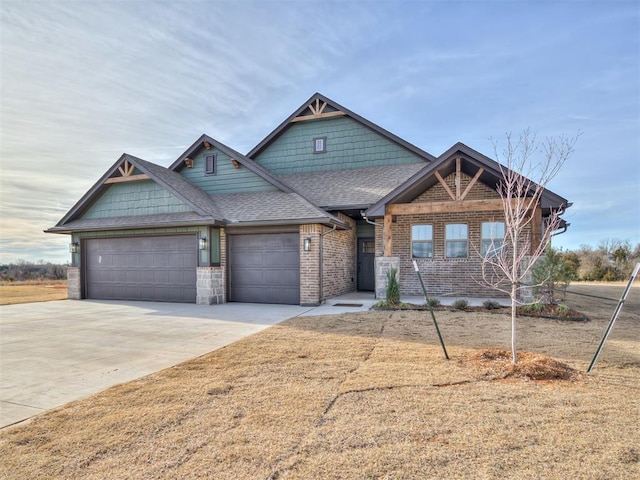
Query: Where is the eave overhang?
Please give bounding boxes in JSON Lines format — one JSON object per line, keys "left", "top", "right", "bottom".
{"left": 365, "top": 142, "right": 570, "bottom": 218}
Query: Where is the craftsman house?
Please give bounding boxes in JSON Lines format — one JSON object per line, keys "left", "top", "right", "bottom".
{"left": 47, "top": 93, "right": 570, "bottom": 305}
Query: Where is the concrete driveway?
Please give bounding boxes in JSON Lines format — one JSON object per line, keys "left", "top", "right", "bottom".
{"left": 0, "top": 300, "right": 315, "bottom": 428}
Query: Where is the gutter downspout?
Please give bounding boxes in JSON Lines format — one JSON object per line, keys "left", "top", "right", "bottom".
{"left": 319, "top": 225, "right": 337, "bottom": 304}
{"left": 551, "top": 223, "right": 570, "bottom": 237}
{"left": 361, "top": 211, "right": 383, "bottom": 227}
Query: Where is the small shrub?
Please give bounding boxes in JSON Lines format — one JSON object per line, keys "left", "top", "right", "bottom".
{"left": 386, "top": 268, "right": 400, "bottom": 306}
{"left": 483, "top": 300, "right": 501, "bottom": 310}
{"left": 427, "top": 298, "right": 441, "bottom": 307}
{"left": 453, "top": 299, "right": 469, "bottom": 310}
{"left": 557, "top": 303, "right": 570, "bottom": 315}
{"left": 523, "top": 301, "right": 544, "bottom": 313}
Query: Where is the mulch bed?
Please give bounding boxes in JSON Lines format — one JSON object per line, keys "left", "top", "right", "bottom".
{"left": 375, "top": 303, "right": 588, "bottom": 321}
{"left": 460, "top": 348, "right": 581, "bottom": 381}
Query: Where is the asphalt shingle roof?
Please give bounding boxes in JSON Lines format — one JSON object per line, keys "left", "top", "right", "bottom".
{"left": 279, "top": 163, "right": 426, "bottom": 209}
{"left": 133, "top": 157, "right": 222, "bottom": 218}
{"left": 213, "top": 191, "right": 346, "bottom": 225}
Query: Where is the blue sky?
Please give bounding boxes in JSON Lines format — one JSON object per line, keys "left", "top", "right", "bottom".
{"left": 1, "top": 0, "right": 638, "bottom": 263}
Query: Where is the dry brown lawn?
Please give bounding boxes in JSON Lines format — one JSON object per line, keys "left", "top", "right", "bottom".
{"left": 0, "top": 280, "right": 67, "bottom": 305}
{"left": 1, "top": 284, "right": 638, "bottom": 479}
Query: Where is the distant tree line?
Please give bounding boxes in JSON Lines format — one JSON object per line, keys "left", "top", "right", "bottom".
{"left": 0, "top": 260, "right": 68, "bottom": 282}
{"left": 564, "top": 239, "right": 640, "bottom": 281}
{"left": 533, "top": 239, "right": 640, "bottom": 302}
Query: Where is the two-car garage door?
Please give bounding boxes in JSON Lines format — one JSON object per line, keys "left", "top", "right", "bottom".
{"left": 84, "top": 232, "right": 301, "bottom": 305}
{"left": 85, "top": 236, "right": 197, "bottom": 303}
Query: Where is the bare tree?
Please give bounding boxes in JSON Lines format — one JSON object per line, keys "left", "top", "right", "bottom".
{"left": 482, "top": 129, "right": 578, "bottom": 363}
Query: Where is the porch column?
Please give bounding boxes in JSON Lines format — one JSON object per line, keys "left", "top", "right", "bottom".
{"left": 383, "top": 213, "right": 393, "bottom": 256}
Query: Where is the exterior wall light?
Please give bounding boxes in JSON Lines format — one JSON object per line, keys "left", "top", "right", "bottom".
{"left": 199, "top": 237, "right": 208, "bottom": 251}
{"left": 69, "top": 242, "right": 79, "bottom": 254}
{"left": 303, "top": 237, "right": 312, "bottom": 252}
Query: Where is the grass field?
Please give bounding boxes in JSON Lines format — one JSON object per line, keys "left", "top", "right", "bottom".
{"left": 0, "top": 283, "right": 638, "bottom": 479}
{"left": 0, "top": 280, "right": 67, "bottom": 305}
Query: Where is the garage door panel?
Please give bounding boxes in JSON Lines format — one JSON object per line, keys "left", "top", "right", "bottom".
{"left": 85, "top": 235, "right": 197, "bottom": 303}
{"left": 264, "top": 253, "right": 283, "bottom": 266}
{"left": 229, "top": 233, "right": 300, "bottom": 305}
{"left": 282, "top": 251, "right": 299, "bottom": 266}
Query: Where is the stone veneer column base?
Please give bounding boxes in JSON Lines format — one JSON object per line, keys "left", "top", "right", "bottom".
{"left": 196, "top": 267, "right": 226, "bottom": 305}
{"left": 67, "top": 266, "right": 81, "bottom": 300}
{"left": 375, "top": 257, "right": 399, "bottom": 300}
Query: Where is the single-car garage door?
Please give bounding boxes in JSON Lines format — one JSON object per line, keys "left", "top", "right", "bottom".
{"left": 85, "top": 235, "right": 197, "bottom": 303}
{"left": 228, "top": 233, "right": 300, "bottom": 304}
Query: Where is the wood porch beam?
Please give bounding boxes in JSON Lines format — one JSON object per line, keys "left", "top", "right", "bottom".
{"left": 104, "top": 174, "right": 150, "bottom": 184}
{"left": 460, "top": 167, "right": 484, "bottom": 201}
{"left": 387, "top": 198, "right": 513, "bottom": 215}
{"left": 456, "top": 157, "right": 461, "bottom": 201}
{"left": 290, "top": 110, "right": 346, "bottom": 122}
{"left": 434, "top": 171, "right": 456, "bottom": 201}
{"left": 531, "top": 206, "right": 542, "bottom": 254}
{"left": 383, "top": 213, "right": 393, "bottom": 256}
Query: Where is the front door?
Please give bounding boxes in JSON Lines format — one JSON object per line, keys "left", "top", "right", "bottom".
{"left": 357, "top": 238, "right": 375, "bottom": 291}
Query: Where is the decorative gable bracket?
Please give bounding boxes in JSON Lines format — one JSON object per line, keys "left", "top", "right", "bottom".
{"left": 433, "top": 157, "right": 485, "bottom": 202}
{"left": 290, "top": 98, "right": 346, "bottom": 123}
{"left": 104, "top": 158, "right": 150, "bottom": 184}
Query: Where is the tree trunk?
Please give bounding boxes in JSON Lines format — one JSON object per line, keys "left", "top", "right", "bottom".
{"left": 511, "top": 281, "right": 518, "bottom": 364}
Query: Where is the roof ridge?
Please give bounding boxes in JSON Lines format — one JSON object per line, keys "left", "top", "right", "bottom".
{"left": 246, "top": 92, "right": 436, "bottom": 162}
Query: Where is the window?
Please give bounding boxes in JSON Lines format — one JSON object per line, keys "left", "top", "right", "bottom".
{"left": 361, "top": 240, "right": 375, "bottom": 254}
{"left": 446, "top": 223, "right": 468, "bottom": 258}
{"left": 481, "top": 221, "right": 505, "bottom": 257}
{"left": 313, "top": 137, "right": 326, "bottom": 153}
{"left": 412, "top": 224, "right": 433, "bottom": 258}
{"left": 205, "top": 154, "right": 216, "bottom": 175}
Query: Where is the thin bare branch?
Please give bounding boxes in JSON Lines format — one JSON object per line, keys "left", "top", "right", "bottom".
{"left": 483, "top": 129, "right": 578, "bottom": 363}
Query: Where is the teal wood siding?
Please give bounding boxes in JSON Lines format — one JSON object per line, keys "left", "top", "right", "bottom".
{"left": 356, "top": 221, "right": 375, "bottom": 238}
{"left": 82, "top": 181, "right": 192, "bottom": 219}
{"left": 254, "top": 116, "right": 425, "bottom": 174}
{"left": 179, "top": 146, "right": 277, "bottom": 195}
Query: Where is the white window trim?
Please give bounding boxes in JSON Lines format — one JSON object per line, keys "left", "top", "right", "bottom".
{"left": 445, "top": 223, "right": 468, "bottom": 259}
{"left": 411, "top": 224, "right": 433, "bottom": 258}
{"left": 313, "top": 137, "right": 326, "bottom": 153}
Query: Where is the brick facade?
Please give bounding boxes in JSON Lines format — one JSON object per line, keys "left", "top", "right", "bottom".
{"left": 297, "top": 214, "right": 357, "bottom": 305}
{"left": 299, "top": 224, "right": 322, "bottom": 305}
{"left": 321, "top": 213, "right": 356, "bottom": 300}
{"left": 377, "top": 171, "right": 532, "bottom": 299}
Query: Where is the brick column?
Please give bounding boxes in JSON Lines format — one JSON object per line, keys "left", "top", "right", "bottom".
{"left": 300, "top": 224, "right": 322, "bottom": 306}
{"left": 196, "top": 266, "right": 226, "bottom": 305}
{"left": 375, "top": 257, "right": 399, "bottom": 300}
{"left": 67, "top": 266, "right": 81, "bottom": 300}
